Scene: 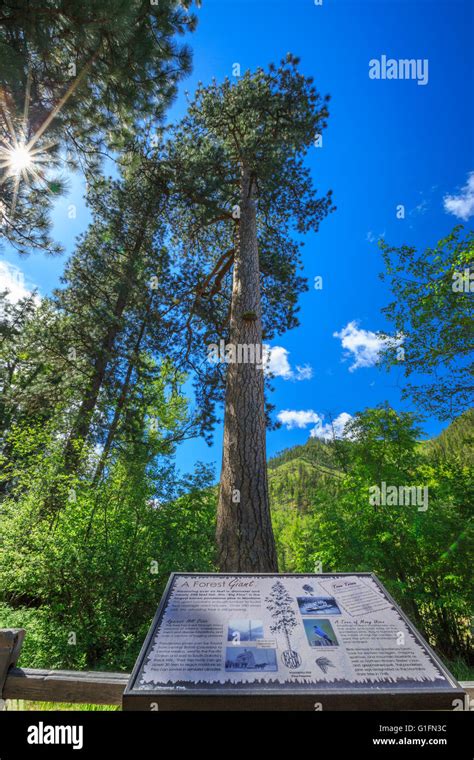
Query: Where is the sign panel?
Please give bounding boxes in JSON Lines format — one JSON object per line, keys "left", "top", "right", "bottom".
{"left": 123, "top": 573, "right": 465, "bottom": 710}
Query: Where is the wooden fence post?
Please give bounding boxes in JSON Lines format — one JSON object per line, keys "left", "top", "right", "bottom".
{"left": 0, "top": 628, "right": 26, "bottom": 703}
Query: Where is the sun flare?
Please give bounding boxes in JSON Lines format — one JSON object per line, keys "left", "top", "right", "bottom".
{"left": 7, "top": 143, "right": 33, "bottom": 173}
{"left": 0, "top": 137, "right": 51, "bottom": 179}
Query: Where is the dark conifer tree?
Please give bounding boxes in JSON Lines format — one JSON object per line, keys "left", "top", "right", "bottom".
{"left": 0, "top": 0, "right": 198, "bottom": 254}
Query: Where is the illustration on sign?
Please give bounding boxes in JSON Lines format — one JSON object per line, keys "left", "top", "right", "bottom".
{"left": 265, "top": 580, "right": 301, "bottom": 669}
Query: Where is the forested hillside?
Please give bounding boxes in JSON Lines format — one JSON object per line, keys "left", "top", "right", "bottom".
{"left": 269, "top": 408, "right": 474, "bottom": 509}
{"left": 269, "top": 437, "right": 345, "bottom": 510}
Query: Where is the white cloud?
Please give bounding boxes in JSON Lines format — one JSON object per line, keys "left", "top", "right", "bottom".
{"left": 277, "top": 409, "right": 322, "bottom": 429}
{"left": 0, "top": 261, "right": 36, "bottom": 304}
{"left": 263, "top": 345, "right": 292, "bottom": 378}
{"left": 277, "top": 408, "right": 354, "bottom": 440}
{"left": 333, "top": 321, "right": 386, "bottom": 371}
{"left": 263, "top": 345, "right": 313, "bottom": 381}
{"left": 294, "top": 364, "right": 313, "bottom": 381}
{"left": 310, "top": 412, "right": 353, "bottom": 440}
{"left": 443, "top": 172, "right": 474, "bottom": 220}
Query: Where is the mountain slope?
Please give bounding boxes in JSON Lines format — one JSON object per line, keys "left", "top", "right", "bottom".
{"left": 268, "top": 409, "right": 473, "bottom": 512}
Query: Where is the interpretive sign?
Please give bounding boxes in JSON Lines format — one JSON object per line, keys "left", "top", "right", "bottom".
{"left": 123, "top": 573, "right": 465, "bottom": 710}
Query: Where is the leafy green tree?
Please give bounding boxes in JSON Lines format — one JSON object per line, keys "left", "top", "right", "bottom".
{"left": 166, "top": 55, "right": 334, "bottom": 571}
{"left": 0, "top": 420, "right": 215, "bottom": 670}
{"left": 0, "top": 292, "right": 76, "bottom": 494}
{"left": 0, "top": 179, "right": 66, "bottom": 257}
{"left": 0, "top": 290, "right": 38, "bottom": 437}
{"left": 379, "top": 226, "right": 474, "bottom": 420}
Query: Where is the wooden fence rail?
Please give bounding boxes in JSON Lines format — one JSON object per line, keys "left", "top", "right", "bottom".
{"left": 1, "top": 628, "right": 473, "bottom": 708}
{"left": 0, "top": 628, "right": 129, "bottom": 706}
{"left": 3, "top": 668, "right": 129, "bottom": 706}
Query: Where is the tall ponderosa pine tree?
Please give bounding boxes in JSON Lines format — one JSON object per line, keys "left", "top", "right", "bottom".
{"left": 166, "top": 56, "right": 334, "bottom": 571}
{"left": 55, "top": 160, "right": 181, "bottom": 473}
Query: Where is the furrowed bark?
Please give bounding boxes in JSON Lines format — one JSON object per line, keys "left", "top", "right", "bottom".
{"left": 216, "top": 166, "right": 278, "bottom": 572}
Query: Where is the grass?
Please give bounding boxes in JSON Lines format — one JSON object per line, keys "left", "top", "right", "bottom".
{"left": 444, "top": 657, "right": 474, "bottom": 682}
{"left": 3, "top": 700, "right": 119, "bottom": 711}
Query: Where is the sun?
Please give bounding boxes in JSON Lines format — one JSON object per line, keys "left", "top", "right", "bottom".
{"left": 7, "top": 143, "right": 33, "bottom": 174}
{"left": 0, "top": 137, "right": 50, "bottom": 179}
{"left": 0, "top": 133, "right": 54, "bottom": 217}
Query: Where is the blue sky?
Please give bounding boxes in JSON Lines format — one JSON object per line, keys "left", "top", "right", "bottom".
{"left": 1, "top": 0, "right": 473, "bottom": 476}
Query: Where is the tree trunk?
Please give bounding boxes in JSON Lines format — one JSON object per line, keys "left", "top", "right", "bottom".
{"left": 63, "top": 278, "right": 131, "bottom": 473}
{"left": 63, "top": 216, "right": 151, "bottom": 474}
{"left": 216, "top": 166, "right": 278, "bottom": 572}
{"left": 92, "top": 301, "right": 151, "bottom": 486}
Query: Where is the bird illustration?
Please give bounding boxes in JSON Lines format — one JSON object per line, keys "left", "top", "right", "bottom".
{"left": 313, "top": 624, "right": 334, "bottom": 644}
{"left": 315, "top": 657, "right": 335, "bottom": 674}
